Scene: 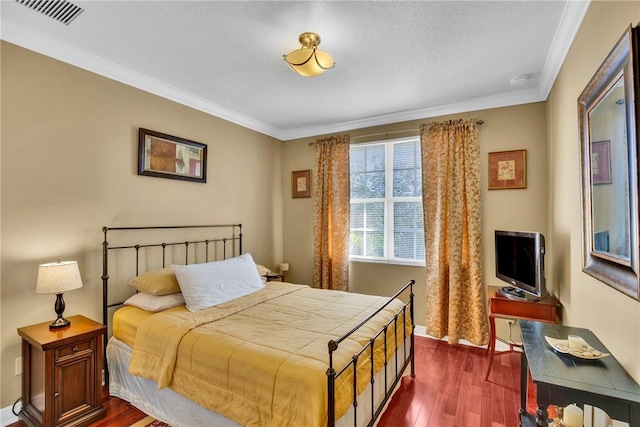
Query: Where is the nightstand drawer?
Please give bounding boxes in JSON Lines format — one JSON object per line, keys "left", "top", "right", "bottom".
{"left": 56, "top": 339, "right": 94, "bottom": 360}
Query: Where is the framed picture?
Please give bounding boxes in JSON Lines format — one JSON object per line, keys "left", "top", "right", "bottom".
{"left": 138, "top": 128, "right": 207, "bottom": 183}
{"left": 488, "top": 149, "right": 526, "bottom": 190}
{"left": 591, "top": 140, "right": 612, "bottom": 185}
{"left": 291, "top": 170, "right": 311, "bottom": 198}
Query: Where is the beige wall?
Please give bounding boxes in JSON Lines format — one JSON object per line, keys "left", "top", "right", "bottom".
{"left": 282, "top": 102, "right": 548, "bottom": 336}
{"left": 3, "top": 0, "right": 640, "bottom": 412}
{"left": 0, "top": 42, "right": 283, "bottom": 407}
{"left": 547, "top": 0, "right": 640, "bottom": 382}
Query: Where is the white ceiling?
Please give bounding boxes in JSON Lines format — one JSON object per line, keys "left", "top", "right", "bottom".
{"left": 1, "top": 0, "right": 590, "bottom": 141}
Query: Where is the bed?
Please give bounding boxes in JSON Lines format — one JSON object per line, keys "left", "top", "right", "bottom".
{"left": 102, "top": 224, "right": 415, "bottom": 427}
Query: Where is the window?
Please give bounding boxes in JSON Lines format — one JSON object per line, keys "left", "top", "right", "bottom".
{"left": 349, "top": 137, "right": 424, "bottom": 264}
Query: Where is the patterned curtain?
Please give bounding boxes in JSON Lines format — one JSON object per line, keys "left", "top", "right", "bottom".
{"left": 313, "top": 134, "right": 350, "bottom": 290}
{"left": 420, "top": 120, "right": 489, "bottom": 345}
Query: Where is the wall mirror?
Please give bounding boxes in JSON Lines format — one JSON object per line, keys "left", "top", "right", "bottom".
{"left": 578, "top": 24, "right": 639, "bottom": 300}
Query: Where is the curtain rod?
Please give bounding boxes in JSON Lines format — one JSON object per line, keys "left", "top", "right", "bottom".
{"left": 308, "top": 119, "right": 484, "bottom": 146}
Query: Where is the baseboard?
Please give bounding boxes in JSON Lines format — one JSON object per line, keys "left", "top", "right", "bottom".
{"left": 415, "top": 324, "right": 512, "bottom": 352}
{"left": 1, "top": 401, "right": 20, "bottom": 427}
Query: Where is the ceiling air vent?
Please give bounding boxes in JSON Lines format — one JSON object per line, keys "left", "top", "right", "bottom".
{"left": 14, "top": 0, "right": 84, "bottom": 26}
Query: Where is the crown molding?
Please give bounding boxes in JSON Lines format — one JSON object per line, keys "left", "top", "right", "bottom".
{"left": 2, "top": 0, "right": 588, "bottom": 142}
{"left": 278, "top": 88, "right": 546, "bottom": 141}
{"left": 0, "top": 22, "right": 281, "bottom": 140}
{"left": 280, "top": 1, "right": 589, "bottom": 141}
{"left": 538, "top": 0, "right": 590, "bottom": 99}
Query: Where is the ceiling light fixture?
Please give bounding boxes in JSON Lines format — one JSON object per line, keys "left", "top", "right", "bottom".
{"left": 284, "top": 32, "right": 334, "bottom": 77}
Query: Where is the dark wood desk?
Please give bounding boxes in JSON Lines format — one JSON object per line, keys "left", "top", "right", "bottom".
{"left": 519, "top": 320, "right": 640, "bottom": 426}
{"left": 485, "top": 287, "right": 559, "bottom": 380}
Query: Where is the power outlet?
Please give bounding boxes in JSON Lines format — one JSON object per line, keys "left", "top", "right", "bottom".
{"left": 15, "top": 357, "right": 22, "bottom": 375}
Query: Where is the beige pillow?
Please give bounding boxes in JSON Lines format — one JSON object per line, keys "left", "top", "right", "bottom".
{"left": 127, "top": 268, "right": 181, "bottom": 296}
{"left": 123, "top": 292, "right": 185, "bottom": 312}
{"left": 255, "top": 264, "right": 272, "bottom": 276}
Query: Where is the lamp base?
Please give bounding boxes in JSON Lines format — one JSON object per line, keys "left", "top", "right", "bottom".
{"left": 49, "top": 316, "right": 71, "bottom": 329}
{"left": 49, "top": 292, "right": 70, "bottom": 329}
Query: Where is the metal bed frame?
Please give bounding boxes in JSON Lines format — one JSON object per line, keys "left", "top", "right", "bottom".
{"left": 101, "top": 224, "right": 415, "bottom": 427}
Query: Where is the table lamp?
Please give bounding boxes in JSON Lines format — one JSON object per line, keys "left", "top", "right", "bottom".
{"left": 279, "top": 263, "right": 289, "bottom": 274}
{"left": 36, "top": 261, "right": 83, "bottom": 329}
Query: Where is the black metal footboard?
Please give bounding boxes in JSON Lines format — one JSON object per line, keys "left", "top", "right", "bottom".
{"left": 327, "top": 280, "right": 415, "bottom": 427}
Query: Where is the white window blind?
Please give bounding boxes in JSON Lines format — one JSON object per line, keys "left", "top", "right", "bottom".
{"left": 349, "top": 137, "right": 424, "bottom": 264}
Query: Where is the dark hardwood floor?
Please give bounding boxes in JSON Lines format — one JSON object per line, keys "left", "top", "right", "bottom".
{"left": 8, "top": 388, "right": 148, "bottom": 427}
{"left": 9, "top": 336, "right": 528, "bottom": 427}
{"left": 378, "top": 335, "right": 526, "bottom": 427}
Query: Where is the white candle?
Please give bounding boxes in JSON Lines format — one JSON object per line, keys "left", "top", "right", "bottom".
{"left": 568, "top": 335, "right": 583, "bottom": 350}
{"left": 563, "top": 404, "right": 583, "bottom": 427}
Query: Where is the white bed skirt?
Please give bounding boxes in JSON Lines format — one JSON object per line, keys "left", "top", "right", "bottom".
{"left": 107, "top": 336, "right": 411, "bottom": 427}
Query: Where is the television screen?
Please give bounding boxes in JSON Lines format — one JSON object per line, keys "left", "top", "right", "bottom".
{"left": 495, "top": 230, "right": 545, "bottom": 300}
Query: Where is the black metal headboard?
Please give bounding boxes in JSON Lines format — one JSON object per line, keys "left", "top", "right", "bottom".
{"left": 101, "top": 223, "right": 242, "bottom": 384}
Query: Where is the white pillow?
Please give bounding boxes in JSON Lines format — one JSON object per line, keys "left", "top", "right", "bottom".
{"left": 171, "top": 253, "right": 265, "bottom": 312}
{"left": 123, "top": 292, "right": 185, "bottom": 312}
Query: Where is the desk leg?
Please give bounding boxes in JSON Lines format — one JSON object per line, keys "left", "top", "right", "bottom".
{"left": 519, "top": 350, "right": 528, "bottom": 420}
{"left": 485, "top": 315, "right": 496, "bottom": 381}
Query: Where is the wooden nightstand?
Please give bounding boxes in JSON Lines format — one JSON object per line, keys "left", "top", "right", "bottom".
{"left": 17, "top": 315, "right": 107, "bottom": 427}
{"left": 265, "top": 273, "right": 285, "bottom": 282}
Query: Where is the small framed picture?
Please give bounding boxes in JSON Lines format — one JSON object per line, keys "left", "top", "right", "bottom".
{"left": 291, "top": 170, "right": 311, "bottom": 198}
{"left": 591, "top": 140, "right": 612, "bottom": 185}
{"left": 138, "top": 128, "right": 207, "bottom": 183}
{"left": 488, "top": 149, "right": 526, "bottom": 190}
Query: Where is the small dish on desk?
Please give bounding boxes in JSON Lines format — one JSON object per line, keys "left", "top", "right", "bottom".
{"left": 545, "top": 336, "right": 610, "bottom": 360}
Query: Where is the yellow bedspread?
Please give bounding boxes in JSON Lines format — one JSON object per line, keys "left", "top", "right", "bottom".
{"left": 128, "top": 282, "right": 412, "bottom": 427}
{"left": 113, "top": 305, "right": 154, "bottom": 347}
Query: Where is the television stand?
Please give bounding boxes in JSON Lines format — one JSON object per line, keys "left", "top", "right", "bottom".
{"left": 498, "top": 286, "right": 541, "bottom": 302}
{"left": 485, "top": 286, "right": 559, "bottom": 381}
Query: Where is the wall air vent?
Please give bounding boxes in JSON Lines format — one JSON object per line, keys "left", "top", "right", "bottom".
{"left": 14, "top": 0, "right": 84, "bottom": 26}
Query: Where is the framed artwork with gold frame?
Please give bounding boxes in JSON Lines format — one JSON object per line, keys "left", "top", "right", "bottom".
{"left": 488, "top": 149, "right": 526, "bottom": 190}
{"left": 291, "top": 170, "right": 311, "bottom": 198}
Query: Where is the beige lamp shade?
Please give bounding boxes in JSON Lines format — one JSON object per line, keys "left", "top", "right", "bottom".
{"left": 279, "top": 263, "right": 290, "bottom": 273}
{"left": 36, "top": 261, "right": 83, "bottom": 294}
{"left": 284, "top": 32, "right": 334, "bottom": 77}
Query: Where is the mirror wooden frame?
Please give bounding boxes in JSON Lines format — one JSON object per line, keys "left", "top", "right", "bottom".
{"left": 578, "top": 25, "right": 640, "bottom": 300}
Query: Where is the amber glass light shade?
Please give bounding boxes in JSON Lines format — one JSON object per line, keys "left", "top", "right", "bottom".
{"left": 284, "top": 32, "right": 334, "bottom": 77}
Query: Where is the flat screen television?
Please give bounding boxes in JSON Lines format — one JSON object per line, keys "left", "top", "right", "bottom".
{"left": 495, "top": 230, "right": 546, "bottom": 301}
